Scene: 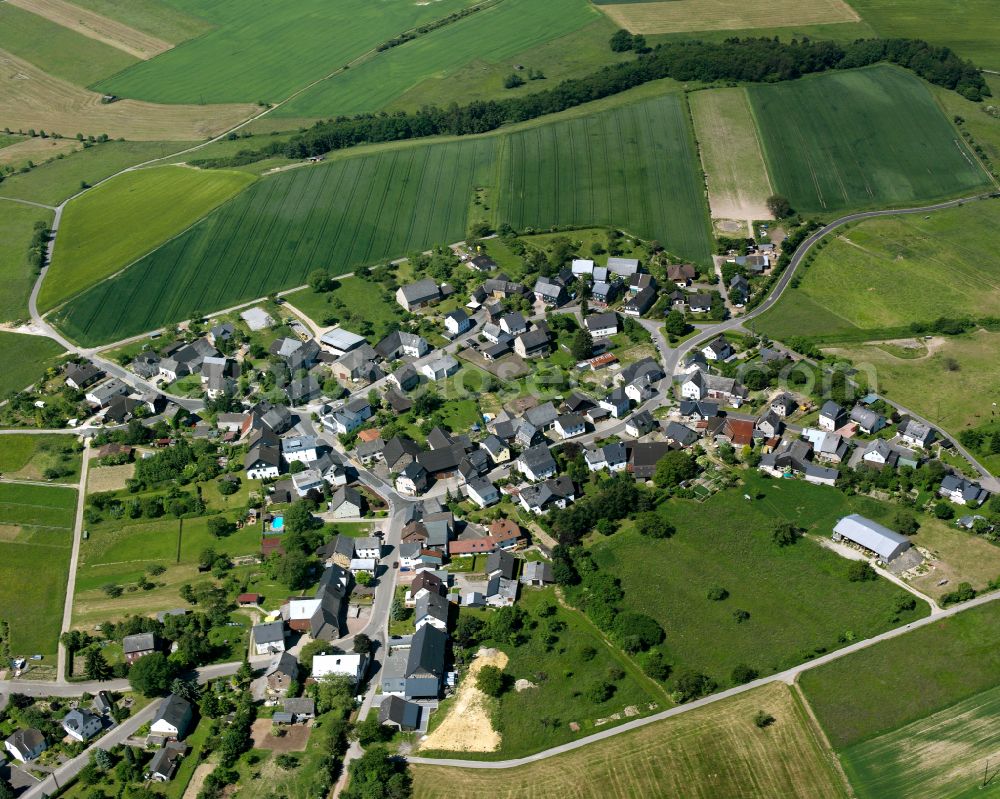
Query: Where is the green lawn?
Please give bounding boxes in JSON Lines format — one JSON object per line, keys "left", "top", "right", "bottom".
{"left": 0, "top": 331, "right": 67, "bottom": 397}
{"left": 0, "top": 482, "right": 76, "bottom": 658}
{"left": 0, "top": 2, "right": 137, "bottom": 87}
{"left": 748, "top": 66, "right": 990, "bottom": 216}
{"left": 0, "top": 434, "right": 81, "bottom": 483}
{"left": 0, "top": 200, "right": 53, "bottom": 323}
{"left": 585, "top": 473, "right": 928, "bottom": 690}
{"left": 757, "top": 200, "right": 1000, "bottom": 340}
{"left": 42, "top": 165, "right": 254, "bottom": 312}
{"left": 799, "top": 600, "right": 1000, "bottom": 750}
{"left": 497, "top": 91, "right": 713, "bottom": 265}
{"left": 285, "top": 276, "right": 406, "bottom": 339}
{"left": 277, "top": 0, "right": 602, "bottom": 118}
{"left": 0, "top": 140, "right": 188, "bottom": 206}
{"left": 93, "top": 0, "right": 476, "bottom": 104}
{"left": 66, "top": 0, "right": 213, "bottom": 44}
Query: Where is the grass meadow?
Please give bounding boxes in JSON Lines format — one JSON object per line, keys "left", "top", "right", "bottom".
{"left": 412, "top": 682, "right": 849, "bottom": 798}
{"left": 0, "top": 200, "right": 53, "bottom": 323}
{"left": 0, "top": 331, "right": 67, "bottom": 396}
{"left": 840, "top": 683, "right": 1000, "bottom": 799}
{"left": 0, "top": 2, "right": 137, "bottom": 86}
{"left": 0, "top": 482, "right": 76, "bottom": 658}
{"left": 277, "top": 0, "right": 601, "bottom": 118}
{"left": 756, "top": 200, "right": 1000, "bottom": 340}
{"left": 748, "top": 66, "right": 990, "bottom": 215}
{"left": 824, "top": 330, "right": 1000, "bottom": 434}
{"left": 0, "top": 434, "right": 81, "bottom": 482}
{"left": 284, "top": 277, "right": 406, "bottom": 339}
{"left": 41, "top": 165, "right": 255, "bottom": 312}
{"left": 586, "top": 473, "right": 928, "bottom": 690}
{"left": 92, "top": 0, "right": 476, "bottom": 104}
{"left": 798, "top": 601, "right": 1000, "bottom": 750}
{"left": 64, "top": 0, "right": 212, "bottom": 44}
{"left": 689, "top": 86, "right": 773, "bottom": 219}
{"left": 496, "top": 92, "right": 713, "bottom": 264}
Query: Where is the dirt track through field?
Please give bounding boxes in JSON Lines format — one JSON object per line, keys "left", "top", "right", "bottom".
{"left": 6, "top": 0, "right": 172, "bottom": 59}
{"left": 600, "top": 0, "right": 859, "bottom": 34}
{"left": 0, "top": 49, "right": 256, "bottom": 140}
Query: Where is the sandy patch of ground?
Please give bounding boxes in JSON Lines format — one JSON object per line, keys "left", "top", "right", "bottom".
{"left": 0, "top": 136, "right": 79, "bottom": 167}
{"left": 0, "top": 49, "right": 255, "bottom": 140}
{"left": 0, "top": 525, "right": 22, "bottom": 542}
{"left": 600, "top": 0, "right": 859, "bottom": 34}
{"left": 419, "top": 648, "right": 508, "bottom": 753}
{"left": 6, "top": 0, "right": 172, "bottom": 59}
{"left": 514, "top": 678, "right": 536, "bottom": 692}
{"left": 181, "top": 761, "right": 215, "bottom": 799}
{"left": 87, "top": 463, "right": 135, "bottom": 493}
{"left": 250, "top": 718, "right": 311, "bottom": 752}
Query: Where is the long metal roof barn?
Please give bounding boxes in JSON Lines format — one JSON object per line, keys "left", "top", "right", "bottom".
{"left": 833, "top": 514, "right": 911, "bottom": 561}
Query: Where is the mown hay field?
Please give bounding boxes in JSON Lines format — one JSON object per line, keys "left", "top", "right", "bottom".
{"left": 55, "top": 137, "right": 497, "bottom": 344}
{"left": 63, "top": 0, "right": 212, "bottom": 45}
{"left": 92, "top": 0, "right": 476, "bottom": 105}
{"left": 756, "top": 200, "right": 1000, "bottom": 341}
{"left": 0, "top": 50, "right": 255, "bottom": 142}
{"left": 496, "top": 93, "right": 713, "bottom": 264}
{"left": 596, "top": 0, "right": 858, "bottom": 34}
{"left": 799, "top": 601, "right": 1000, "bottom": 750}
{"left": 748, "top": 66, "right": 990, "bottom": 216}
{"left": 689, "top": 87, "right": 773, "bottom": 220}
{"left": 0, "top": 482, "right": 76, "bottom": 659}
{"left": 841, "top": 682, "right": 1000, "bottom": 799}
{"left": 584, "top": 472, "right": 927, "bottom": 691}
{"left": 277, "top": 0, "right": 600, "bottom": 118}
{"left": 42, "top": 165, "right": 255, "bottom": 312}
{"left": 412, "top": 682, "right": 849, "bottom": 799}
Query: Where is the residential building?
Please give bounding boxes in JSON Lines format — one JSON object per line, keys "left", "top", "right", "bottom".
{"left": 940, "top": 474, "right": 990, "bottom": 506}
{"left": 65, "top": 363, "right": 103, "bottom": 390}
{"left": 420, "top": 355, "right": 459, "bottom": 382}
{"left": 899, "top": 418, "right": 936, "bottom": 449}
{"left": 62, "top": 709, "right": 102, "bottom": 742}
{"left": 607, "top": 257, "right": 640, "bottom": 277}
{"left": 480, "top": 434, "right": 510, "bottom": 465}
{"left": 150, "top": 694, "right": 193, "bottom": 739}
{"left": 514, "top": 329, "right": 551, "bottom": 359}
{"left": 818, "top": 401, "right": 846, "bottom": 432}
{"left": 499, "top": 312, "right": 528, "bottom": 337}
{"left": 86, "top": 379, "right": 130, "bottom": 408}
{"left": 533, "top": 277, "right": 567, "bottom": 306}
{"left": 518, "top": 445, "right": 558, "bottom": 482}
{"left": 629, "top": 442, "right": 674, "bottom": 479}
{"left": 554, "top": 414, "right": 586, "bottom": 439}
{"left": 313, "top": 653, "right": 366, "bottom": 683}
{"left": 770, "top": 393, "right": 798, "bottom": 418}
{"left": 667, "top": 263, "right": 697, "bottom": 287}
{"left": 622, "top": 286, "right": 656, "bottom": 317}
{"left": 282, "top": 435, "right": 319, "bottom": 464}
{"left": 585, "top": 442, "right": 627, "bottom": 472}
{"left": 263, "top": 652, "right": 299, "bottom": 696}
{"left": 518, "top": 476, "right": 575, "bottom": 514}
{"left": 375, "top": 331, "right": 429, "bottom": 360}
{"left": 399, "top": 625, "right": 448, "bottom": 699}
{"left": 466, "top": 477, "right": 499, "bottom": 508}
{"left": 330, "top": 486, "right": 364, "bottom": 518}
{"left": 396, "top": 279, "right": 441, "bottom": 311}
{"left": 378, "top": 696, "right": 421, "bottom": 731}
{"left": 625, "top": 410, "right": 657, "bottom": 438}
{"left": 599, "top": 386, "right": 631, "bottom": 418}
{"left": 148, "top": 742, "right": 188, "bottom": 782}
{"left": 123, "top": 633, "right": 159, "bottom": 665}
{"left": 415, "top": 592, "right": 450, "bottom": 632}
{"left": 688, "top": 293, "right": 712, "bottom": 313}
{"left": 5, "top": 729, "right": 46, "bottom": 762}
{"left": 681, "top": 370, "right": 747, "bottom": 407}
{"left": 584, "top": 312, "right": 619, "bottom": 338}
{"left": 444, "top": 309, "right": 471, "bottom": 337}
{"left": 850, "top": 405, "right": 886, "bottom": 434}
{"left": 251, "top": 621, "right": 286, "bottom": 655}
{"left": 702, "top": 337, "right": 733, "bottom": 361}
{"left": 396, "top": 461, "right": 430, "bottom": 496}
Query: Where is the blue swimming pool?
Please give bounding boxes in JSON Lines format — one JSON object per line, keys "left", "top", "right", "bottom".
{"left": 271, "top": 515, "right": 284, "bottom": 532}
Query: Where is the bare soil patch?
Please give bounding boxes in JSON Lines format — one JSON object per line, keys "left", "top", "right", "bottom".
{"left": 182, "top": 761, "right": 215, "bottom": 799}
{"left": 0, "top": 49, "right": 255, "bottom": 140}
{"left": 87, "top": 463, "right": 135, "bottom": 493}
{"left": 6, "top": 0, "right": 172, "bottom": 59}
{"left": 418, "top": 648, "right": 508, "bottom": 753}
{"left": 250, "top": 719, "right": 311, "bottom": 752}
{"left": 600, "top": 0, "right": 859, "bottom": 34}
{"left": 0, "top": 524, "right": 23, "bottom": 541}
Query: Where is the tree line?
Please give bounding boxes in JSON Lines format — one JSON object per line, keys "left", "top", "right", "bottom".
{"left": 193, "top": 36, "right": 989, "bottom": 168}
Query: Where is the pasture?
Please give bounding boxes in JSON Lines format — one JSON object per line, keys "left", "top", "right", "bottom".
{"left": 92, "top": 0, "right": 476, "bottom": 105}
{"left": 757, "top": 200, "right": 1000, "bottom": 340}
{"left": 496, "top": 92, "right": 713, "bottom": 264}
{"left": 586, "top": 473, "right": 927, "bottom": 689}
{"left": 824, "top": 330, "right": 1000, "bottom": 434}
{"left": 0, "top": 200, "right": 53, "bottom": 323}
{"left": 906, "top": 518, "right": 1000, "bottom": 602}
{"left": 689, "top": 87, "right": 773, "bottom": 220}
{"left": 63, "top": 0, "right": 212, "bottom": 44}
{"left": 840, "top": 683, "right": 1000, "bottom": 799}
{"left": 6, "top": 0, "right": 172, "bottom": 60}
{"left": 596, "top": 0, "right": 859, "bottom": 34}
{"left": 0, "top": 3, "right": 137, "bottom": 86}
{"left": 277, "top": 0, "right": 600, "bottom": 118}
{"left": 0, "top": 331, "right": 67, "bottom": 396}
{"left": 0, "top": 50, "right": 255, "bottom": 142}
{"left": 412, "top": 682, "right": 848, "bottom": 798}
{"left": 0, "top": 136, "right": 80, "bottom": 169}
{"left": 55, "top": 137, "right": 496, "bottom": 344}
{"left": 0, "top": 482, "right": 76, "bottom": 659}
{"left": 0, "top": 434, "right": 81, "bottom": 482}
{"left": 748, "top": 66, "right": 990, "bottom": 215}
{"left": 41, "top": 165, "right": 255, "bottom": 312}
{"left": 798, "top": 601, "right": 1000, "bottom": 749}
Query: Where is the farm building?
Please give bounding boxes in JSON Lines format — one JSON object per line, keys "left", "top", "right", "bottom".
{"left": 832, "top": 514, "right": 911, "bottom": 562}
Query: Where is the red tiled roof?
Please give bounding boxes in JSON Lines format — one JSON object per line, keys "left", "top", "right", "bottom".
{"left": 449, "top": 538, "right": 497, "bottom": 555}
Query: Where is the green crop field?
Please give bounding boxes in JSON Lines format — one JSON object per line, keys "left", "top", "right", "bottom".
{"left": 748, "top": 66, "right": 990, "bottom": 216}
{"left": 412, "top": 682, "right": 849, "bottom": 798}
{"left": 92, "top": 0, "right": 475, "bottom": 105}
{"left": 799, "top": 601, "right": 1000, "bottom": 750}
{"left": 66, "top": 0, "right": 213, "bottom": 44}
{"left": 0, "top": 141, "right": 188, "bottom": 206}
{"left": 0, "top": 331, "right": 67, "bottom": 396}
{"left": 55, "top": 89, "right": 714, "bottom": 345}
{"left": 756, "top": 200, "right": 1000, "bottom": 340}
{"left": 41, "top": 165, "right": 255, "bottom": 312}
{"left": 849, "top": 0, "right": 1000, "bottom": 71}
{"left": 0, "top": 2, "right": 138, "bottom": 86}
{"left": 0, "top": 200, "right": 53, "bottom": 323}
{"left": 54, "top": 137, "right": 496, "bottom": 344}
{"left": 496, "top": 93, "right": 712, "bottom": 264}
{"left": 584, "top": 473, "right": 927, "bottom": 690}
{"left": 0, "top": 482, "right": 76, "bottom": 658}
{"left": 277, "top": 0, "right": 601, "bottom": 118}
{"left": 840, "top": 683, "right": 1000, "bottom": 799}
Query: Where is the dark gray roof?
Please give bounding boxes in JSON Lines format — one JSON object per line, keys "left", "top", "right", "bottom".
{"left": 405, "top": 624, "right": 447, "bottom": 680}
{"left": 123, "top": 632, "right": 157, "bottom": 654}
{"left": 154, "top": 694, "right": 192, "bottom": 732}
{"left": 486, "top": 550, "right": 517, "bottom": 580}
{"left": 379, "top": 695, "right": 420, "bottom": 729}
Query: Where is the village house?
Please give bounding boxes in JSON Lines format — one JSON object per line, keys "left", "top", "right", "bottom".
{"left": 519, "top": 476, "right": 575, "bottom": 514}
{"left": 150, "top": 694, "right": 193, "bottom": 740}
{"left": 444, "top": 309, "right": 471, "bottom": 337}
{"left": 514, "top": 329, "right": 551, "bottom": 359}
{"left": 898, "top": 418, "right": 936, "bottom": 449}
{"left": 263, "top": 652, "right": 299, "bottom": 696}
{"left": 65, "top": 363, "right": 103, "bottom": 391}
{"left": 123, "top": 632, "right": 159, "bottom": 665}
{"left": 148, "top": 743, "right": 188, "bottom": 782}
{"left": 500, "top": 312, "right": 528, "bottom": 337}
{"left": 554, "top": 413, "right": 586, "bottom": 439}
{"left": 5, "top": 729, "right": 46, "bottom": 762}
{"left": 681, "top": 370, "right": 747, "bottom": 407}
{"left": 251, "top": 621, "right": 286, "bottom": 656}
{"left": 518, "top": 444, "right": 558, "bottom": 482}
{"left": 702, "top": 337, "right": 733, "bottom": 361}
{"left": 375, "top": 331, "right": 429, "bottom": 360}
{"left": 396, "top": 279, "right": 441, "bottom": 311}
{"left": 584, "top": 311, "right": 620, "bottom": 338}
{"left": 818, "top": 401, "right": 847, "bottom": 432}
{"left": 466, "top": 477, "right": 500, "bottom": 508}
{"left": 623, "top": 286, "right": 657, "bottom": 317}
{"left": 420, "top": 355, "right": 460, "bottom": 382}
{"left": 62, "top": 709, "right": 102, "bottom": 742}
{"left": 851, "top": 404, "right": 886, "bottom": 434}
{"left": 313, "top": 653, "right": 366, "bottom": 684}
{"left": 585, "top": 442, "right": 628, "bottom": 472}
{"left": 940, "top": 474, "right": 990, "bottom": 506}
{"left": 330, "top": 486, "right": 364, "bottom": 518}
